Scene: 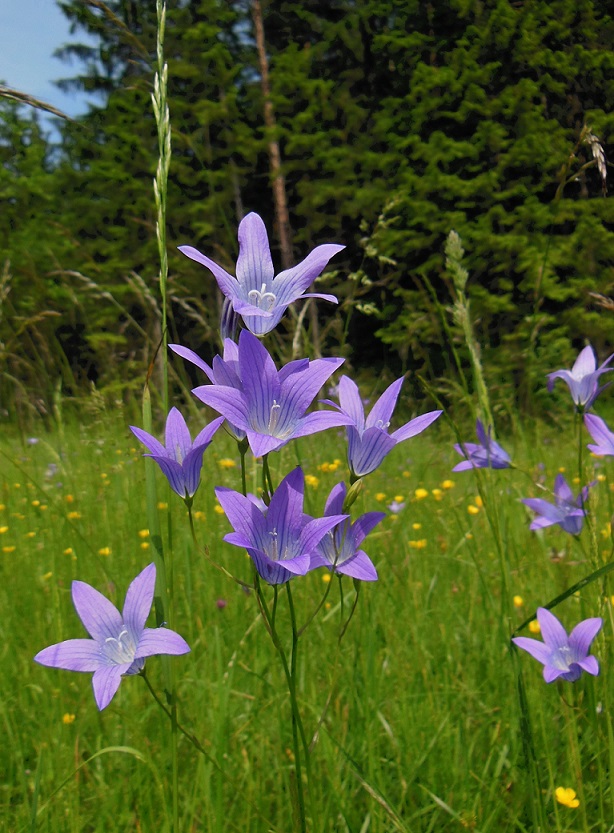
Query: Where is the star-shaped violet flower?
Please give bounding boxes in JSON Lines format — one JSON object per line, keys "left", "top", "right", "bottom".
{"left": 34, "top": 564, "right": 190, "bottom": 710}
{"left": 169, "top": 340, "right": 246, "bottom": 441}
{"left": 311, "top": 482, "right": 385, "bottom": 581}
{"left": 547, "top": 345, "right": 613, "bottom": 411}
{"left": 513, "top": 607, "right": 602, "bottom": 683}
{"left": 215, "top": 468, "right": 347, "bottom": 585}
{"left": 324, "top": 375, "right": 442, "bottom": 478}
{"left": 193, "top": 329, "right": 352, "bottom": 457}
{"left": 130, "top": 407, "right": 224, "bottom": 500}
{"left": 453, "top": 419, "right": 511, "bottom": 472}
{"left": 178, "top": 212, "right": 344, "bottom": 336}
{"left": 584, "top": 413, "right": 614, "bottom": 456}
{"left": 522, "top": 473, "right": 591, "bottom": 535}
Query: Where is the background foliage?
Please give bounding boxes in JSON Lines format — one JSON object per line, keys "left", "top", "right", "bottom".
{"left": 1, "top": 0, "right": 613, "bottom": 424}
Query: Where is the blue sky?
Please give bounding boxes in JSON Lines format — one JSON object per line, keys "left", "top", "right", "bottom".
{"left": 0, "top": 0, "right": 96, "bottom": 117}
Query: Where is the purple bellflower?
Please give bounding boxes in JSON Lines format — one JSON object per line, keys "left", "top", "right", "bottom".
{"left": 311, "top": 482, "right": 384, "bottom": 581}
{"left": 585, "top": 413, "right": 614, "bottom": 456}
{"left": 34, "top": 564, "right": 190, "bottom": 710}
{"left": 178, "top": 212, "right": 343, "bottom": 336}
{"left": 324, "top": 375, "right": 442, "bottom": 478}
{"left": 513, "top": 607, "right": 602, "bottom": 683}
{"left": 522, "top": 473, "right": 590, "bottom": 535}
{"left": 453, "top": 419, "right": 511, "bottom": 472}
{"left": 130, "top": 407, "right": 224, "bottom": 500}
{"left": 547, "top": 345, "right": 613, "bottom": 411}
{"left": 169, "top": 340, "right": 246, "bottom": 441}
{"left": 193, "top": 329, "right": 352, "bottom": 457}
{"left": 215, "top": 468, "right": 347, "bottom": 585}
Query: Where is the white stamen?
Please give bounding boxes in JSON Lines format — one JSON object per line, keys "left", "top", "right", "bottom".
{"left": 375, "top": 419, "right": 390, "bottom": 430}
{"left": 268, "top": 400, "right": 282, "bottom": 434}
{"left": 104, "top": 627, "right": 136, "bottom": 664}
{"left": 248, "top": 283, "right": 277, "bottom": 311}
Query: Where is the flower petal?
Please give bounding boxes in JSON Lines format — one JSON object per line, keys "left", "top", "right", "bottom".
{"left": 337, "top": 376, "right": 366, "bottom": 431}
{"left": 130, "top": 425, "right": 166, "bottom": 457}
{"left": 272, "top": 243, "right": 345, "bottom": 305}
{"left": 72, "top": 580, "right": 123, "bottom": 642}
{"left": 512, "top": 636, "right": 552, "bottom": 666}
{"left": 391, "top": 410, "right": 442, "bottom": 443}
{"left": 336, "top": 551, "right": 378, "bottom": 581}
{"left": 136, "top": 627, "right": 190, "bottom": 658}
{"left": 168, "top": 344, "right": 214, "bottom": 381}
{"left": 235, "top": 212, "right": 275, "bottom": 292}
{"left": 536, "top": 608, "right": 569, "bottom": 652}
{"left": 348, "top": 426, "right": 396, "bottom": 477}
{"left": 568, "top": 617, "right": 602, "bottom": 661}
{"left": 165, "top": 407, "right": 192, "bottom": 463}
{"left": 122, "top": 563, "right": 156, "bottom": 636}
{"left": 34, "top": 638, "right": 102, "bottom": 672}
{"left": 92, "top": 664, "right": 126, "bottom": 710}
{"left": 178, "top": 245, "right": 240, "bottom": 300}
{"left": 146, "top": 455, "right": 188, "bottom": 498}
{"left": 366, "top": 378, "right": 403, "bottom": 429}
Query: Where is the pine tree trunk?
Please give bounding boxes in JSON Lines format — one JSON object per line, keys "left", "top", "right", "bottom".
{"left": 251, "top": 0, "right": 293, "bottom": 271}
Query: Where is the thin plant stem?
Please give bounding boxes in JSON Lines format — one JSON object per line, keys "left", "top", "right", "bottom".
{"left": 254, "top": 580, "right": 309, "bottom": 833}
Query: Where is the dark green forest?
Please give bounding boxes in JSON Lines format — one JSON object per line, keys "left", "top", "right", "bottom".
{"left": 1, "top": 0, "right": 613, "bottom": 424}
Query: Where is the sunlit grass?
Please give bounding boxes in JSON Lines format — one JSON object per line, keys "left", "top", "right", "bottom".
{"left": 1, "top": 412, "right": 612, "bottom": 831}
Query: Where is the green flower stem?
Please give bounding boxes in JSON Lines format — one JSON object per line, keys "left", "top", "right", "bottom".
{"left": 254, "top": 579, "right": 309, "bottom": 833}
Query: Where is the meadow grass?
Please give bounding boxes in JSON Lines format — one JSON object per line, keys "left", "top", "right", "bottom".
{"left": 1, "top": 405, "right": 613, "bottom": 832}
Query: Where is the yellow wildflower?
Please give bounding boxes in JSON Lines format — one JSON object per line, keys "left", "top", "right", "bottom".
{"left": 218, "top": 458, "right": 236, "bottom": 469}
{"left": 558, "top": 466, "right": 566, "bottom": 473}
{"left": 31, "top": 500, "right": 40, "bottom": 507}
{"left": 2, "top": 546, "right": 16, "bottom": 553}
{"left": 414, "top": 488, "right": 428, "bottom": 500}
{"left": 442, "top": 480, "right": 455, "bottom": 490}
{"left": 432, "top": 488, "right": 443, "bottom": 500}
{"left": 409, "top": 539, "right": 427, "bottom": 549}
{"left": 26, "top": 532, "right": 36, "bottom": 538}
{"left": 157, "top": 502, "right": 168, "bottom": 510}
{"left": 322, "top": 573, "right": 331, "bottom": 584}
{"left": 138, "top": 529, "right": 149, "bottom": 538}
{"left": 0, "top": 526, "right": 8, "bottom": 534}
{"left": 305, "top": 475, "right": 319, "bottom": 488}
{"left": 412, "top": 522, "right": 422, "bottom": 530}
{"left": 140, "top": 542, "right": 150, "bottom": 550}
{"left": 42, "top": 572, "right": 53, "bottom": 581}
{"left": 62, "top": 713, "right": 76, "bottom": 725}
{"left": 467, "top": 505, "right": 480, "bottom": 515}
{"left": 475, "top": 495, "right": 483, "bottom": 508}
{"left": 98, "top": 547, "right": 111, "bottom": 557}
{"left": 555, "top": 787, "right": 579, "bottom": 809}
{"left": 65, "top": 494, "right": 74, "bottom": 503}
{"left": 63, "top": 548, "right": 73, "bottom": 556}
{"left": 375, "top": 492, "right": 387, "bottom": 502}
{"left": 597, "top": 473, "right": 606, "bottom": 482}
{"left": 394, "top": 494, "right": 404, "bottom": 502}
{"left": 67, "top": 511, "right": 81, "bottom": 520}
{"left": 513, "top": 595, "right": 523, "bottom": 608}
{"left": 214, "top": 505, "right": 225, "bottom": 515}
{"left": 402, "top": 470, "right": 411, "bottom": 478}
{"left": 529, "top": 620, "right": 541, "bottom": 635}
